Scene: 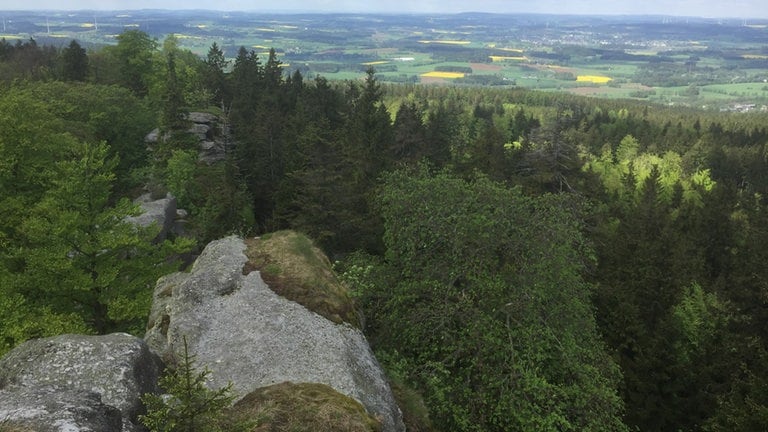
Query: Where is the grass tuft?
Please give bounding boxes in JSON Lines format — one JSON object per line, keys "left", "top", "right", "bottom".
{"left": 243, "top": 231, "right": 361, "bottom": 327}
{"left": 228, "top": 382, "right": 381, "bottom": 432}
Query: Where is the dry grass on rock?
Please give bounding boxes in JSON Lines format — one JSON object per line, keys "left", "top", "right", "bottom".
{"left": 243, "top": 230, "right": 361, "bottom": 328}
{"left": 228, "top": 382, "right": 381, "bottom": 432}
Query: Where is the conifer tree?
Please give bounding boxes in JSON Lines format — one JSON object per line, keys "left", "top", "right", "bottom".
{"left": 160, "top": 36, "right": 188, "bottom": 136}
{"left": 14, "top": 140, "right": 189, "bottom": 334}
{"left": 60, "top": 39, "right": 88, "bottom": 81}
{"left": 202, "top": 42, "right": 230, "bottom": 107}
{"left": 141, "top": 337, "right": 248, "bottom": 432}
{"left": 391, "top": 100, "right": 427, "bottom": 164}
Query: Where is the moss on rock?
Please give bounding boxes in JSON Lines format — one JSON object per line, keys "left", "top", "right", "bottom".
{"left": 228, "top": 382, "right": 381, "bottom": 432}
{"left": 243, "top": 231, "right": 361, "bottom": 328}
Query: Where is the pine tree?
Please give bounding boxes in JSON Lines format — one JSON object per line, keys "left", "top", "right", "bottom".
{"left": 141, "top": 337, "right": 249, "bottom": 432}
{"left": 60, "top": 39, "right": 88, "bottom": 81}
{"left": 202, "top": 42, "right": 230, "bottom": 107}
{"left": 391, "top": 100, "right": 427, "bottom": 164}
{"left": 160, "top": 36, "right": 188, "bottom": 135}
{"left": 16, "top": 140, "right": 189, "bottom": 334}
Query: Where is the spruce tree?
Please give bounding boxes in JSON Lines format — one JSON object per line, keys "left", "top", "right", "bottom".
{"left": 60, "top": 39, "right": 88, "bottom": 81}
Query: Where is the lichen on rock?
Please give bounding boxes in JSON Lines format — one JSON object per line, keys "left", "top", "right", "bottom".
{"left": 0, "top": 333, "right": 162, "bottom": 432}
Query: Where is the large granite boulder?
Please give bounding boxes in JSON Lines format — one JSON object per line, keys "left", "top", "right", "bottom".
{"left": 0, "top": 388, "right": 123, "bottom": 432}
{"left": 125, "top": 193, "right": 177, "bottom": 242}
{"left": 0, "top": 333, "right": 162, "bottom": 432}
{"left": 145, "top": 234, "right": 405, "bottom": 432}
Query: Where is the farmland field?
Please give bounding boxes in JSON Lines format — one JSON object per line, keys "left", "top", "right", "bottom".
{"left": 2, "top": 10, "right": 768, "bottom": 109}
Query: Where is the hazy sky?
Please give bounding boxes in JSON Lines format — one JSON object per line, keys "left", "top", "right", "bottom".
{"left": 3, "top": 0, "right": 768, "bottom": 19}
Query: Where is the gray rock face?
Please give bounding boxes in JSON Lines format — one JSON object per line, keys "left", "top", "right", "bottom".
{"left": 187, "top": 111, "right": 217, "bottom": 124}
{"left": 144, "top": 128, "right": 162, "bottom": 144}
{"left": 187, "top": 112, "right": 230, "bottom": 165}
{"left": 145, "top": 236, "right": 405, "bottom": 432}
{"left": 0, "top": 333, "right": 162, "bottom": 432}
{"left": 0, "top": 388, "right": 123, "bottom": 432}
{"left": 188, "top": 123, "right": 211, "bottom": 141}
{"left": 125, "top": 193, "right": 177, "bottom": 242}
{"left": 144, "top": 112, "right": 230, "bottom": 166}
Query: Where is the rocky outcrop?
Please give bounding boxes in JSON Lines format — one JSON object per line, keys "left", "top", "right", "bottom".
{"left": 0, "top": 333, "right": 162, "bottom": 432}
{"left": 145, "top": 235, "right": 405, "bottom": 432}
{"left": 0, "top": 233, "right": 404, "bottom": 431}
{"left": 144, "top": 112, "right": 231, "bottom": 165}
{"left": 124, "top": 192, "right": 178, "bottom": 242}
{"left": 190, "top": 112, "right": 230, "bottom": 165}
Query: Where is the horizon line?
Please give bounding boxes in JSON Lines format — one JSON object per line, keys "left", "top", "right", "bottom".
{"left": 1, "top": 9, "right": 766, "bottom": 20}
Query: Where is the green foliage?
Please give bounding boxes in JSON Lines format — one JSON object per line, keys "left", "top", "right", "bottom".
{"left": 584, "top": 133, "right": 715, "bottom": 206}
{"left": 111, "top": 29, "right": 158, "bottom": 97}
{"left": 3, "top": 81, "right": 155, "bottom": 194}
{"left": 0, "top": 88, "right": 70, "bottom": 239}
{"left": 705, "top": 345, "right": 768, "bottom": 432}
{"left": 0, "top": 290, "right": 88, "bottom": 357}
{"left": 673, "top": 283, "right": 724, "bottom": 355}
{"left": 159, "top": 36, "right": 189, "bottom": 133}
{"left": 350, "top": 166, "right": 626, "bottom": 431}
{"left": 174, "top": 160, "right": 255, "bottom": 244}
{"left": 0, "top": 81, "right": 178, "bottom": 352}
{"left": 372, "top": 351, "right": 436, "bottom": 432}
{"left": 141, "top": 338, "right": 248, "bottom": 432}
{"left": 11, "top": 140, "right": 189, "bottom": 334}
{"left": 0, "top": 38, "right": 57, "bottom": 82}
{"left": 165, "top": 150, "right": 198, "bottom": 208}
{"left": 202, "top": 42, "right": 230, "bottom": 106}
{"left": 60, "top": 39, "right": 88, "bottom": 82}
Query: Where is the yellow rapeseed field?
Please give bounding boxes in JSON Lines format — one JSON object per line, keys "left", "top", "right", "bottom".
{"left": 490, "top": 55, "right": 528, "bottom": 62}
{"left": 421, "top": 71, "right": 465, "bottom": 79}
{"left": 577, "top": 75, "right": 613, "bottom": 84}
{"left": 743, "top": 54, "right": 768, "bottom": 59}
{"left": 362, "top": 61, "right": 390, "bottom": 66}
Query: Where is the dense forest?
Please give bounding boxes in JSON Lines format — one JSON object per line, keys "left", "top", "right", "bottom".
{"left": 1, "top": 31, "right": 768, "bottom": 431}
